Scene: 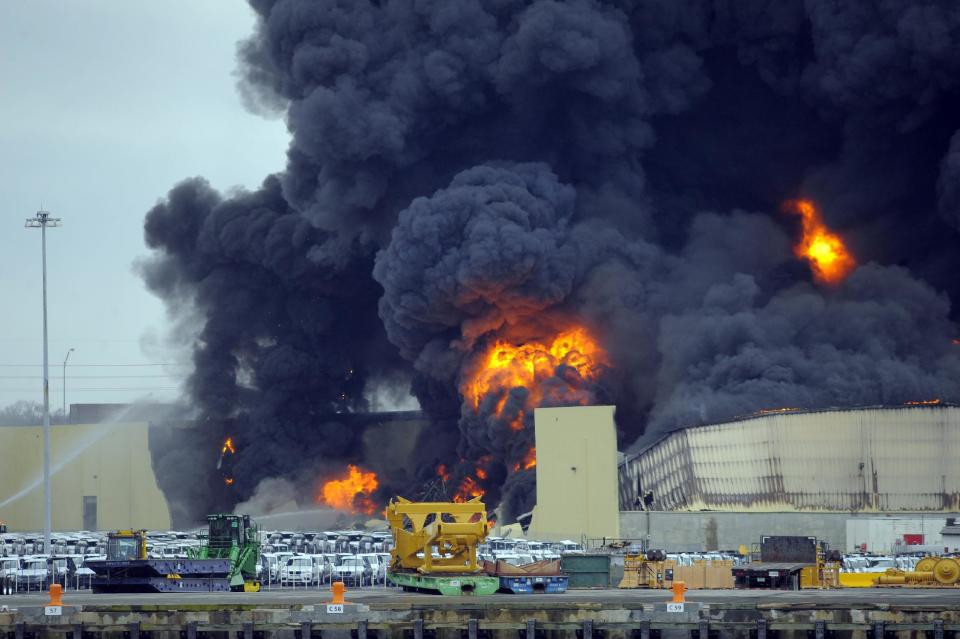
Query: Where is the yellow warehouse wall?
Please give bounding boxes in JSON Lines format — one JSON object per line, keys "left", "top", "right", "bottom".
{"left": 528, "top": 405, "right": 620, "bottom": 542}
{"left": 0, "top": 422, "right": 171, "bottom": 531}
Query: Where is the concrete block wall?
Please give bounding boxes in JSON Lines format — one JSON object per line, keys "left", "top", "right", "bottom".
{"left": 619, "top": 511, "right": 960, "bottom": 552}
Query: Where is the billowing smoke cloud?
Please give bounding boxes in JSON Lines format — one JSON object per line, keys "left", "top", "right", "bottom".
{"left": 141, "top": 175, "right": 410, "bottom": 520}
{"left": 142, "top": 0, "right": 960, "bottom": 522}
{"left": 375, "top": 163, "right": 643, "bottom": 362}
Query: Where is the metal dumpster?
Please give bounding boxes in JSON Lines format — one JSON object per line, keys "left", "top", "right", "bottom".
{"left": 561, "top": 554, "right": 611, "bottom": 589}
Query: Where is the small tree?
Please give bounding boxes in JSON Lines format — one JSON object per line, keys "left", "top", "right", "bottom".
{"left": 0, "top": 400, "right": 67, "bottom": 426}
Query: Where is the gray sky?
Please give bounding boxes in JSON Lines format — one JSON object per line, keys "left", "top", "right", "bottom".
{"left": 0, "top": 2, "right": 289, "bottom": 409}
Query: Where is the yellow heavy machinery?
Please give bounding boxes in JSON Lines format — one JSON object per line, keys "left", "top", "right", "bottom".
{"left": 798, "top": 544, "right": 840, "bottom": 589}
{"left": 384, "top": 496, "right": 499, "bottom": 595}
{"left": 104, "top": 530, "right": 148, "bottom": 561}
{"left": 871, "top": 556, "right": 960, "bottom": 587}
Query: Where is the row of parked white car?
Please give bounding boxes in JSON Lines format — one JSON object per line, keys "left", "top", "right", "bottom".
{"left": 259, "top": 530, "right": 393, "bottom": 556}
{"left": 261, "top": 551, "right": 393, "bottom": 587}
{"left": 840, "top": 554, "right": 927, "bottom": 573}
{"left": 259, "top": 535, "right": 586, "bottom": 588}
{"left": 0, "top": 528, "right": 583, "bottom": 592}
{"left": 478, "top": 537, "right": 581, "bottom": 565}
{"left": 1, "top": 555, "right": 99, "bottom": 593}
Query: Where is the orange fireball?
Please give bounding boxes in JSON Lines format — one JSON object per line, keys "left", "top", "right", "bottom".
{"left": 463, "top": 326, "right": 606, "bottom": 418}
{"left": 786, "top": 199, "right": 855, "bottom": 285}
{"left": 317, "top": 465, "right": 379, "bottom": 514}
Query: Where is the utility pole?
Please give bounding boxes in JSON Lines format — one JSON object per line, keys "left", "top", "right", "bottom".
{"left": 63, "top": 347, "right": 74, "bottom": 420}
{"left": 25, "top": 209, "right": 61, "bottom": 553}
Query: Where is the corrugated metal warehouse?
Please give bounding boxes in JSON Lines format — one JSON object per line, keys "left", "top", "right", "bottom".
{"left": 617, "top": 405, "right": 960, "bottom": 551}
{"left": 620, "top": 405, "right": 960, "bottom": 512}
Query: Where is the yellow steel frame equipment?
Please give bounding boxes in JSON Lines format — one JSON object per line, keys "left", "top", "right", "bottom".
{"left": 800, "top": 544, "right": 840, "bottom": 589}
{"left": 106, "top": 530, "right": 148, "bottom": 560}
{"left": 385, "top": 496, "right": 488, "bottom": 575}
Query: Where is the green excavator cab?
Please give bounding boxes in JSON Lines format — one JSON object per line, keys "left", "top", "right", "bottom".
{"left": 191, "top": 514, "right": 261, "bottom": 591}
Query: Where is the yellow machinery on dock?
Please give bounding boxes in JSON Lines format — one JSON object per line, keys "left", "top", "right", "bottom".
{"left": 798, "top": 544, "right": 840, "bottom": 589}
{"left": 873, "top": 556, "right": 960, "bottom": 587}
{"left": 840, "top": 556, "right": 960, "bottom": 588}
{"left": 384, "top": 496, "right": 499, "bottom": 595}
{"left": 104, "top": 530, "right": 149, "bottom": 560}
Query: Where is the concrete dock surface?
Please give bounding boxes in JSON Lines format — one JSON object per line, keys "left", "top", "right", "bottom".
{"left": 3, "top": 586, "right": 960, "bottom": 607}
{"left": 4, "top": 588, "right": 960, "bottom": 638}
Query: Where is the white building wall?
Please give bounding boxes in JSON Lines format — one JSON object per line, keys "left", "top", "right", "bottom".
{"left": 529, "top": 405, "right": 619, "bottom": 542}
{"left": 845, "top": 517, "right": 947, "bottom": 553}
{"left": 619, "top": 511, "right": 960, "bottom": 553}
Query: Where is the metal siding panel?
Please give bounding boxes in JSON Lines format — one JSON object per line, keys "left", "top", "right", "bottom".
{"left": 624, "top": 406, "right": 960, "bottom": 512}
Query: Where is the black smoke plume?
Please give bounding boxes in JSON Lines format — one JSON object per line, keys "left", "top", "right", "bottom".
{"left": 142, "top": 0, "right": 960, "bottom": 523}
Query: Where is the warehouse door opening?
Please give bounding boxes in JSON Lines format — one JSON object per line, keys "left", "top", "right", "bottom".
{"left": 82, "top": 496, "right": 97, "bottom": 531}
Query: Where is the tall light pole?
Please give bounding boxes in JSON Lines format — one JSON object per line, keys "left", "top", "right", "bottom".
{"left": 25, "top": 209, "right": 61, "bottom": 553}
{"left": 62, "top": 348, "right": 74, "bottom": 420}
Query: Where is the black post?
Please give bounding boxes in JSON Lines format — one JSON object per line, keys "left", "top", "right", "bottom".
{"left": 187, "top": 621, "right": 198, "bottom": 639}
{"left": 357, "top": 620, "right": 368, "bottom": 639}
{"left": 527, "top": 620, "right": 536, "bottom": 639}
{"left": 640, "top": 619, "right": 650, "bottom": 639}
{"left": 414, "top": 619, "right": 424, "bottom": 639}
{"left": 756, "top": 619, "right": 766, "bottom": 639}
{"left": 129, "top": 622, "right": 140, "bottom": 639}
{"left": 243, "top": 622, "right": 254, "bottom": 639}
{"left": 468, "top": 619, "right": 478, "bottom": 639}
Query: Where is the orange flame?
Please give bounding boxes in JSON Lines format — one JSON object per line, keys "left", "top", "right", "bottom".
{"left": 224, "top": 477, "right": 234, "bottom": 486}
{"left": 317, "top": 465, "right": 379, "bottom": 514}
{"left": 786, "top": 199, "right": 855, "bottom": 285}
{"left": 904, "top": 399, "right": 942, "bottom": 406}
{"left": 522, "top": 447, "right": 537, "bottom": 470}
{"left": 464, "top": 326, "right": 606, "bottom": 420}
{"left": 453, "top": 476, "right": 485, "bottom": 502}
{"left": 221, "top": 437, "right": 235, "bottom": 455}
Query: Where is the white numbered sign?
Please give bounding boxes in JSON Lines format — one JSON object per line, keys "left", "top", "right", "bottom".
{"left": 666, "top": 603, "right": 685, "bottom": 613}
{"left": 45, "top": 606, "right": 62, "bottom": 616}
{"left": 326, "top": 604, "right": 344, "bottom": 614}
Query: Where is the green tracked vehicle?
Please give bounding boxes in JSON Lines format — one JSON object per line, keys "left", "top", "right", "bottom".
{"left": 189, "top": 514, "right": 262, "bottom": 591}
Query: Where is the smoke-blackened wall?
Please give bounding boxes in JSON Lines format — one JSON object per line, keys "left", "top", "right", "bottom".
{"left": 142, "top": 0, "right": 960, "bottom": 521}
